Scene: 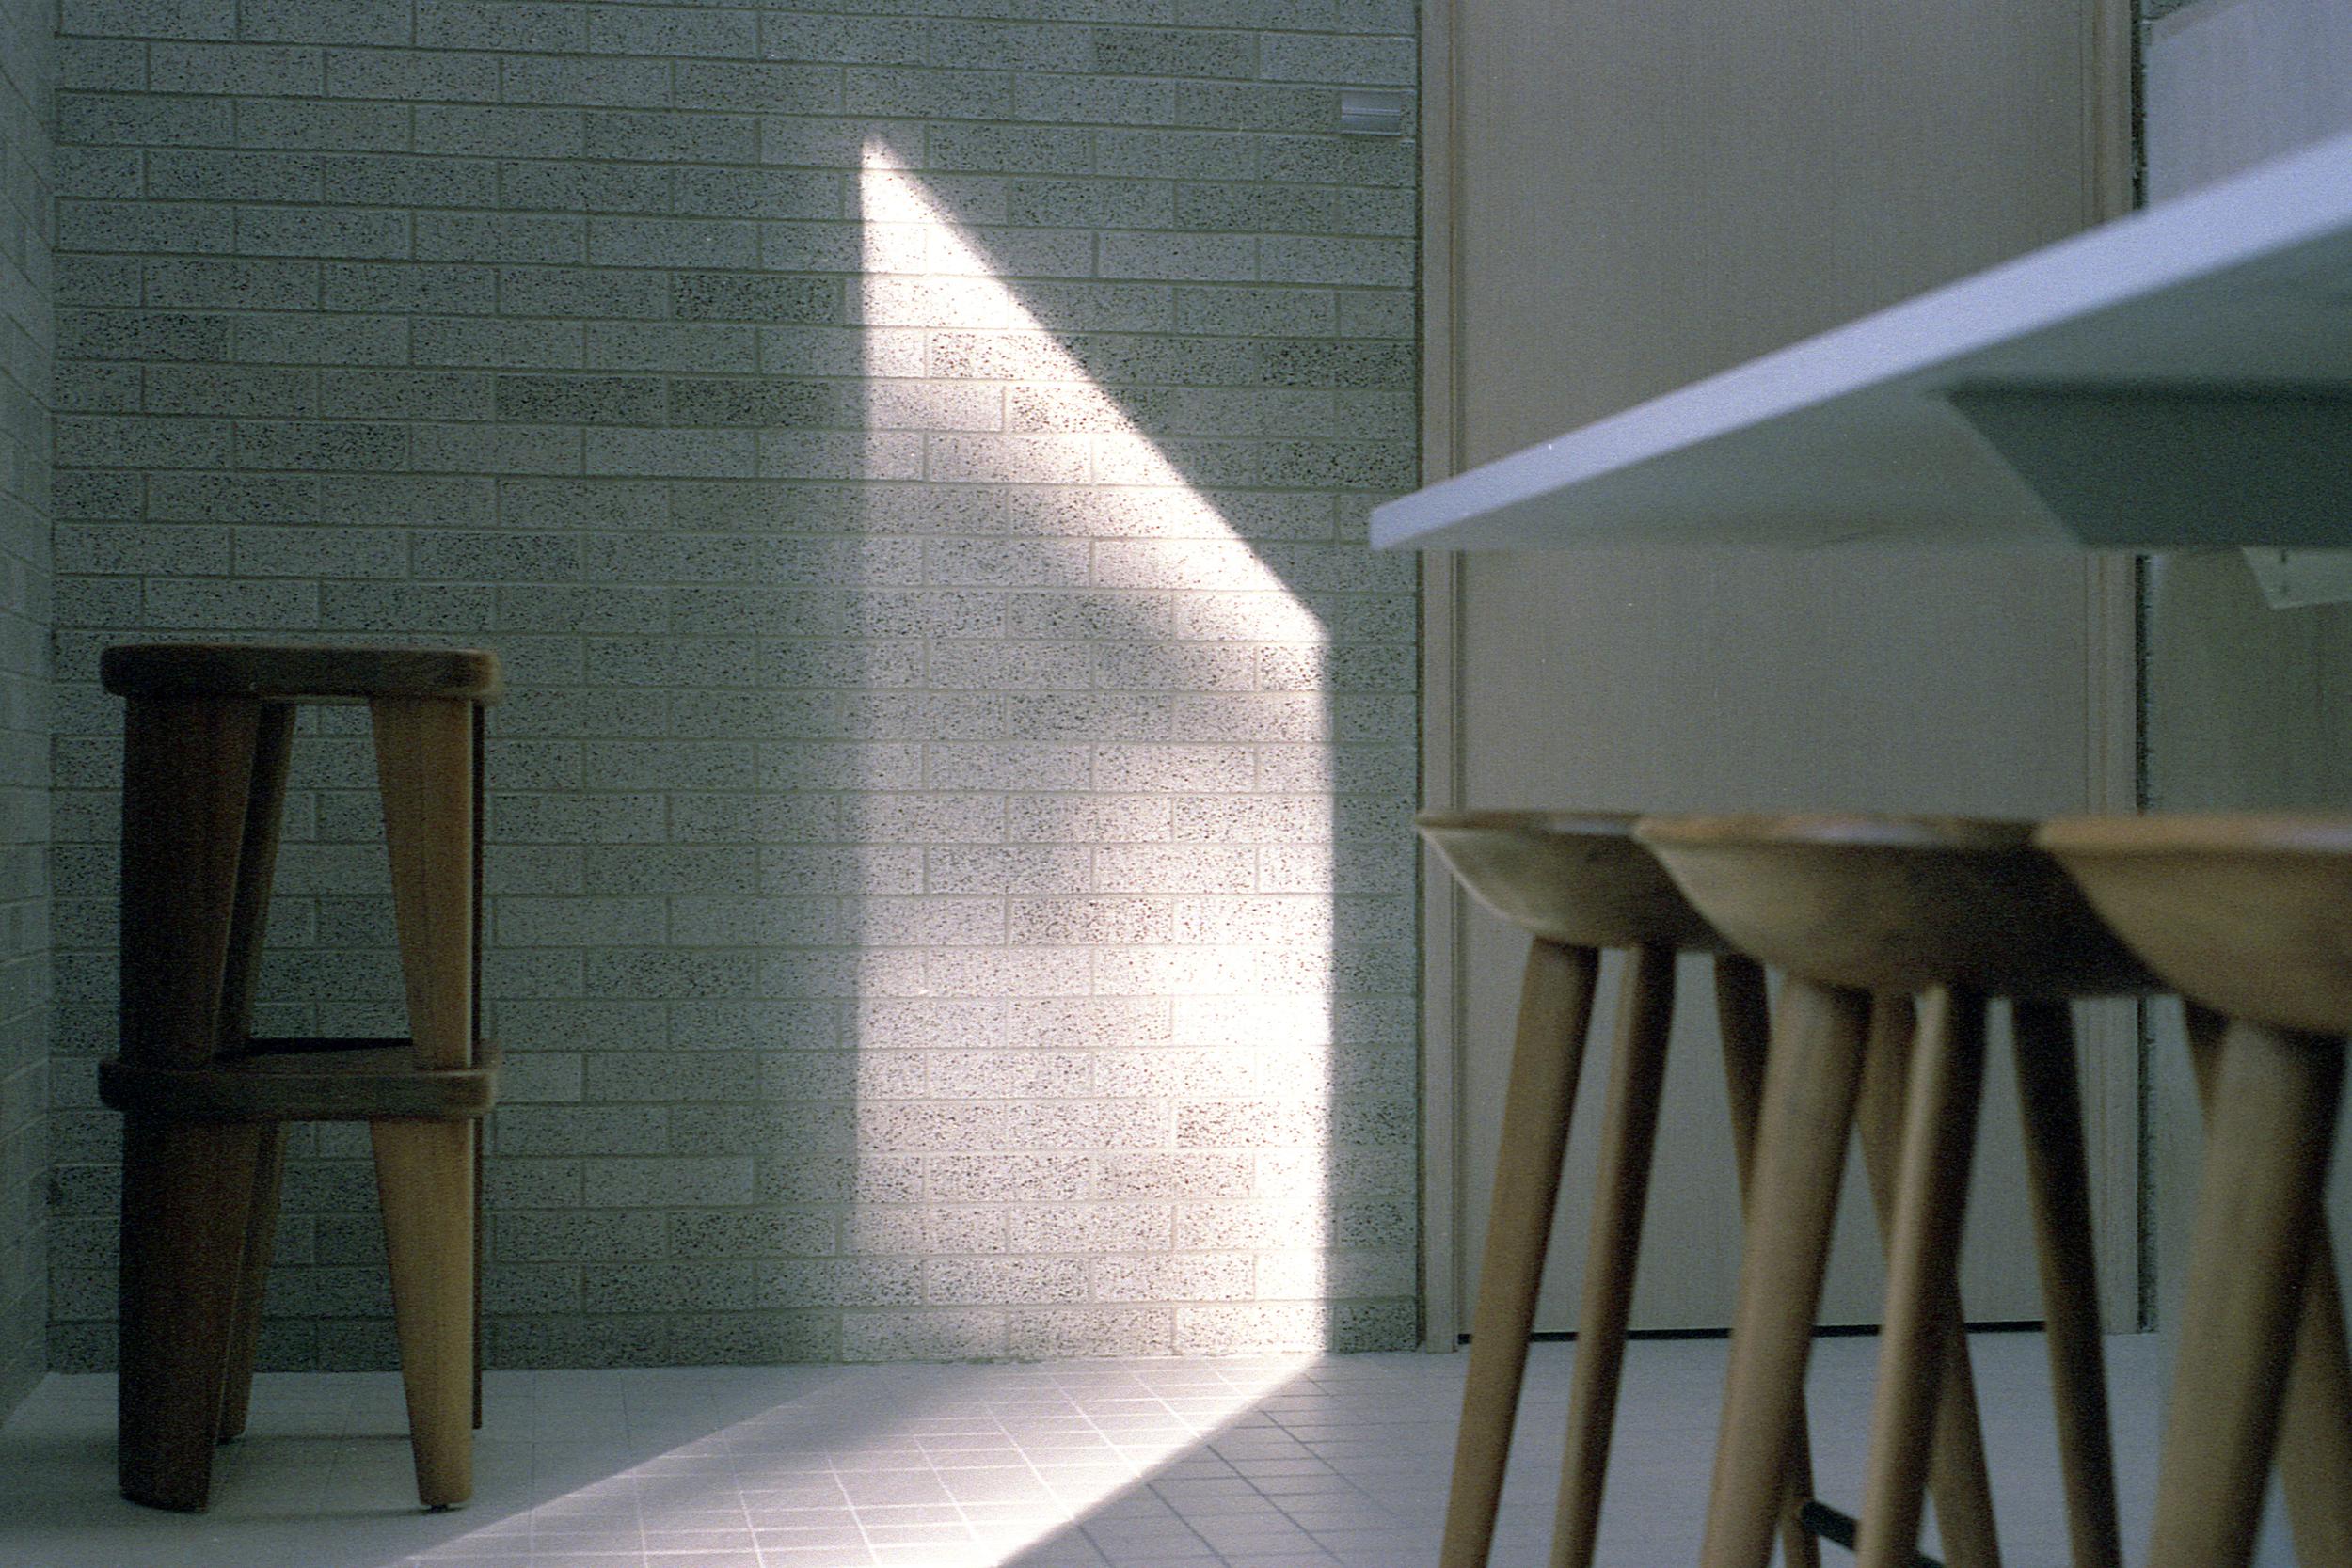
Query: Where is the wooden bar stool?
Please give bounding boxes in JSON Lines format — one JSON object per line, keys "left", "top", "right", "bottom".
{"left": 96, "top": 643, "right": 501, "bottom": 1513}
{"left": 1419, "top": 811, "right": 1822, "bottom": 1568}
{"left": 1635, "top": 814, "right": 2152, "bottom": 1568}
{"left": 2037, "top": 815, "right": 2352, "bottom": 1568}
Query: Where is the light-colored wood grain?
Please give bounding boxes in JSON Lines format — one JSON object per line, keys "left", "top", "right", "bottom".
{"left": 2147, "top": 1019, "right": 2343, "bottom": 1568}
{"left": 1438, "top": 939, "right": 1597, "bottom": 1568}
{"left": 1855, "top": 988, "right": 1994, "bottom": 1568}
{"left": 1712, "top": 957, "right": 1820, "bottom": 1568}
{"left": 1852, "top": 995, "right": 2000, "bottom": 1568}
{"left": 374, "top": 1119, "right": 477, "bottom": 1509}
{"left": 374, "top": 698, "right": 477, "bottom": 1072}
{"left": 1419, "top": 813, "right": 1723, "bottom": 954}
{"left": 2038, "top": 814, "right": 2352, "bottom": 1035}
{"left": 2183, "top": 1003, "right": 2352, "bottom": 1568}
{"left": 1550, "top": 942, "right": 1675, "bottom": 1568}
{"left": 2010, "top": 999, "right": 2122, "bottom": 1568}
{"left": 1700, "top": 978, "right": 1867, "bottom": 1568}
{"left": 1636, "top": 816, "right": 2153, "bottom": 999}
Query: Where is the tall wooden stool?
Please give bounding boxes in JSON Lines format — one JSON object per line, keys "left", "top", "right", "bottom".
{"left": 96, "top": 643, "right": 501, "bottom": 1512}
{"left": 2038, "top": 815, "right": 2352, "bottom": 1568}
{"left": 1419, "top": 811, "right": 1822, "bottom": 1568}
{"left": 1635, "top": 814, "right": 2152, "bottom": 1568}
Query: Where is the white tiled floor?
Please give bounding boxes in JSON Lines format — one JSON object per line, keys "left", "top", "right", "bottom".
{"left": 0, "top": 1331, "right": 2278, "bottom": 1568}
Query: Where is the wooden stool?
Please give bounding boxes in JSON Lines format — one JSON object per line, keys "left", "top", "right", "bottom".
{"left": 1419, "top": 811, "right": 1820, "bottom": 1568}
{"left": 2037, "top": 815, "right": 2352, "bottom": 1568}
{"left": 1635, "top": 814, "right": 2153, "bottom": 1568}
{"left": 96, "top": 643, "right": 501, "bottom": 1513}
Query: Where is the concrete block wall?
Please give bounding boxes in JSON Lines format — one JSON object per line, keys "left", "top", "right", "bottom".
{"left": 0, "top": 0, "right": 55, "bottom": 1415}
{"left": 45, "top": 0, "right": 1420, "bottom": 1368}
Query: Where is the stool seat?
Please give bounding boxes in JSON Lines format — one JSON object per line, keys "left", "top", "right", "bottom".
{"left": 102, "top": 642, "right": 503, "bottom": 705}
{"left": 2038, "top": 812, "right": 2352, "bottom": 1568}
{"left": 2037, "top": 813, "right": 2352, "bottom": 1035}
{"left": 1419, "top": 809, "right": 1821, "bottom": 1568}
{"left": 1636, "top": 814, "right": 2157, "bottom": 998}
{"left": 1418, "top": 810, "right": 1727, "bottom": 952}
{"left": 1638, "top": 810, "right": 2132, "bottom": 1568}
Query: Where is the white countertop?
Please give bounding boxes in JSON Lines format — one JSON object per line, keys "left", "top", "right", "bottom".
{"left": 1371, "top": 127, "right": 2352, "bottom": 552}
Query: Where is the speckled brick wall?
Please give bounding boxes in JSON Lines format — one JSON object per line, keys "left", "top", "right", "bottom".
{"left": 44, "top": 0, "right": 1419, "bottom": 1369}
{"left": 0, "top": 0, "right": 54, "bottom": 1418}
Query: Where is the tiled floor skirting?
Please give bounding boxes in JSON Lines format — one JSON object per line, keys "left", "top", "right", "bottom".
{"left": 0, "top": 1331, "right": 2280, "bottom": 1567}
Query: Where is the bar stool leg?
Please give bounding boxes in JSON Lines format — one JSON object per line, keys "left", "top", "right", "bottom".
{"left": 1853, "top": 996, "right": 2000, "bottom": 1568}
{"left": 216, "top": 704, "right": 296, "bottom": 1445}
{"left": 2149, "top": 1018, "right": 2344, "bottom": 1568}
{"left": 1713, "top": 956, "right": 1820, "bottom": 1568}
{"left": 1699, "top": 978, "right": 1868, "bottom": 1568}
{"left": 2183, "top": 1004, "right": 2352, "bottom": 1568}
{"left": 1438, "top": 938, "right": 1600, "bottom": 1568}
{"left": 2010, "top": 999, "right": 2122, "bottom": 1568}
{"left": 215, "top": 1124, "right": 286, "bottom": 1445}
{"left": 373, "top": 695, "right": 479, "bottom": 1509}
{"left": 1855, "top": 987, "right": 1991, "bottom": 1568}
{"left": 1550, "top": 943, "right": 1676, "bottom": 1568}
{"left": 119, "top": 1119, "right": 265, "bottom": 1510}
{"left": 116, "top": 694, "right": 269, "bottom": 1510}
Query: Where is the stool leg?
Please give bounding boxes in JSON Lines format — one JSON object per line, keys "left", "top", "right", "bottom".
{"left": 216, "top": 1123, "right": 287, "bottom": 1443}
{"left": 1854, "top": 987, "right": 1991, "bottom": 1568}
{"left": 1853, "top": 995, "right": 2000, "bottom": 1568}
{"left": 1714, "top": 956, "right": 1821, "bottom": 1568}
{"left": 116, "top": 693, "right": 268, "bottom": 1510}
{"left": 118, "top": 1117, "right": 264, "bottom": 1510}
{"left": 1550, "top": 942, "right": 1676, "bottom": 1568}
{"left": 218, "top": 705, "right": 295, "bottom": 1051}
{"left": 373, "top": 695, "right": 479, "bottom": 1508}
{"left": 374, "top": 1119, "right": 475, "bottom": 1508}
{"left": 373, "top": 697, "right": 475, "bottom": 1072}
{"left": 119, "top": 695, "right": 262, "bottom": 1069}
{"left": 1438, "top": 938, "right": 1600, "bottom": 1568}
{"left": 2184, "top": 1004, "right": 2352, "bottom": 1568}
{"left": 2010, "top": 999, "right": 2122, "bottom": 1568}
{"left": 1699, "top": 978, "right": 1868, "bottom": 1568}
{"left": 2149, "top": 1017, "right": 2344, "bottom": 1568}
{"left": 215, "top": 705, "right": 297, "bottom": 1445}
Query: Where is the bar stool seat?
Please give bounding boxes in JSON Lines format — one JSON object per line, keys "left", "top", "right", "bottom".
{"left": 97, "top": 641, "right": 499, "bottom": 1513}
{"left": 1420, "top": 811, "right": 1822, "bottom": 1568}
{"left": 2038, "top": 815, "right": 2352, "bottom": 1568}
{"left": 1636, "top": 813, "right": 2156, "bottom": 1568}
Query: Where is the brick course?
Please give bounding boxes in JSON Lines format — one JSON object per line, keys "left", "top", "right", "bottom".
{"left": 48, "top": 0, "right": 1417, "bottom": 1369}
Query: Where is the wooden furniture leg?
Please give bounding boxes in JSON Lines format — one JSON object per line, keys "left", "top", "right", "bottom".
{"left": 1551, "top": 942, "right": 1676, "bottom": 1568}
{"left": 1714, "top": 956, "right": 1820, "bottom": 1568}
{"left": 215, "top": 704, "right": 295, "bottom": 1444}
{"left": 116, "top": 694, "right": 265, "bottom": 1510}
{"left": 1854, "top": 988, "right": 1992, "bottom": 1568}
{"left": 373, "top": 695, "right": 480, "bottom": 1509}
{"left": 2010, "top": 999, "right": 2122, "bottom": 1568}
{"left": 2184, "top": 1004, "right": 2352, "bottom": 1568}
{"left": 215, "top": 1123, "right": 286, "bottom": 1444}
{"left": 2148, "top": 1018, "right": 2344, "bottom": 1568}
{"left": 118, "top": 1118, "right": 263, "bottom": 1510}
{"left": 1699, "top": 977, "right": 1868, "bottom": 1568}
{"left": 1852, "top": 995, "right": 2000, "bottom": 1568}
{"left": 1438, "top": 938, "right": 1599, "bottom": 1568}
